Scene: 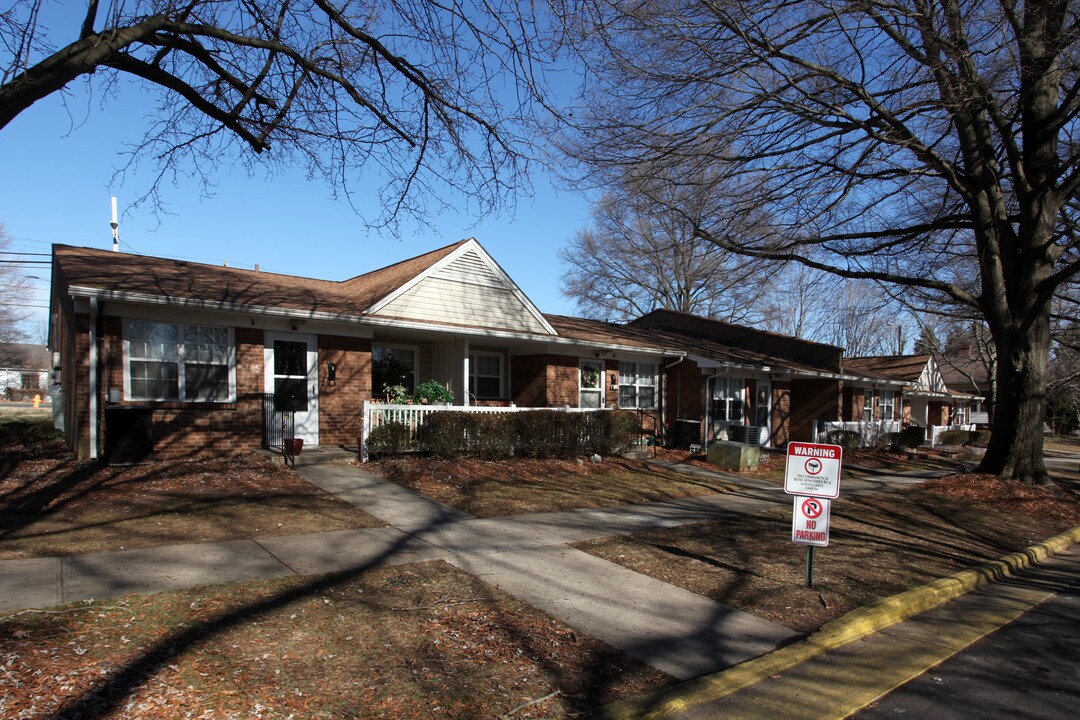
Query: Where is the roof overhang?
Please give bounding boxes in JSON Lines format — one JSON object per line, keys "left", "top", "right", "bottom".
{"left": 67, "top": 285, "right": 678, "bottom": 356}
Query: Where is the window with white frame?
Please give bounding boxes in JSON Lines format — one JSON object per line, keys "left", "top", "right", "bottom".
{"left": 879, "top": 390, "right": 896, "bottom": 421}
{"left": 619, "top": 362, "right": 657, "bottom": 409}
{"left": 711, "top": 377, "right": 744, "bottom": 422}
{"left": 862, "top": 389, "right": 876, "bottom": 422}
{"left": 126, "top": 320, "right": 233, "bottom": 401}
{"left": 579, "top": 360, "right": 603, "bottom": 409}
{"left": 372, "top": 344, "right": 417, "bottom": 395}
{"left": 469, "top": 352, "right": 503, "bottom": 399}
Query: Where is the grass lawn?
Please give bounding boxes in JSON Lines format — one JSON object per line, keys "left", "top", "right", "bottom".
{"left": 0, "top": 413, "right": 384, "bottom": 559}
{"left": 367, "top": 456, "right": 739, "bottom": 517}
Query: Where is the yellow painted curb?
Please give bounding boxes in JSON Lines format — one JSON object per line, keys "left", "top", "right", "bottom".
{"left": 599, "top": 524, "right": 1080, "bottom": 720}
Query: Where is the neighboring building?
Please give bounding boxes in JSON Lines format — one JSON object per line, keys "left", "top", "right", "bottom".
{"left": 843, "top": 354, "right": 982, "bottom": 442}
{"left": 0, "top": 343, "right": 49, "bottom": 401}
{"left": 935, "top": 349, "right": 994, "bottom": 424}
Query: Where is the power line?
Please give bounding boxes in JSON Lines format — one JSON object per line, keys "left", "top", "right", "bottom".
{"left": 0, "top": 251, "right": 51, "bottom": 256}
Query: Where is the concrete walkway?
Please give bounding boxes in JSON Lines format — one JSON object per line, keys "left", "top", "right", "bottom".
{"left": 0, "top": 455, "right": 946, "bottom": 681}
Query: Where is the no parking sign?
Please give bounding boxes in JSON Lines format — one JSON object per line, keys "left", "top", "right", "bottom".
{"left": 792, "top": 495, "right": 831, "bottom": 547}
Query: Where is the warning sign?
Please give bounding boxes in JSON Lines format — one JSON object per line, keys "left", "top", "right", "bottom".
{"left": 792, "top": 495, "right": 831, "bottom": 546}
{"left": 784, "top": 442, "right": 843, "bottom": 498}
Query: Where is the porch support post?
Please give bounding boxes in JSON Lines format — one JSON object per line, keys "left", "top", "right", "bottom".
{"left": 359, "top": 399, "right": 370, "bottom": 463}
{"left": 462, "top": 341, "right": 470, "bottom": 407}
{"left": 88, "top": 297, "right": 99, "bottom": 460}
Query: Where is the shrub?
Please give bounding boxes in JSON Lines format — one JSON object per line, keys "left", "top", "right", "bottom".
{"left": 935, "top": 429, "right": 972, "bottom": 446}
{"left": 419, "top": 412, "right": 471, "bottom": 458}
{"left": 413, "top": 409, "right": 634, "bottom": 460}
{"left": 366, "top": 422, "right": 412, "bottom": 456}
{"left": 824, "top": 429, "right": 862, "bottom": 450}
{"left": 413, "top": 380, "right": 454, "bottom": 405}
{"left": 468, "top": 414, "right": 516, "bottom": 460}
{"left": 896, "top": 425, "right": 926, "bottom": 449}
{"left": 971, "top": 429, "right": 992, "bottom": 446}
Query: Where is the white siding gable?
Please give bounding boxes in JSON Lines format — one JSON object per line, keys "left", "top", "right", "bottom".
{"left": 372, "top": 246, "right": 554, "bottom": 334}
{"left": 916, "top": 358, "right": 947, "bottom": 393}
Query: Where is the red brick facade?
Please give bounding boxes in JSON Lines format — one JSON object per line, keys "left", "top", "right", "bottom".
{"left": 318, "top": 334, "right": 372, "bottom": 447}
{"left": 790, "top": 379, "right": 841, "bottom": 442}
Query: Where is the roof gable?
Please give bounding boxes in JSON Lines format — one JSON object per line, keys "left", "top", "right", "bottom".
{"left": 368, "top": 239, "right": 556, "bottom": 335}
{"left": 845, "top": 355, "right": 948, "bottom": 393}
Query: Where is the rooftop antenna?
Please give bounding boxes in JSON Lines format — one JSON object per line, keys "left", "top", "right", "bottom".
{"left": 110, "top": 196, "right": 119, "bottom": 252}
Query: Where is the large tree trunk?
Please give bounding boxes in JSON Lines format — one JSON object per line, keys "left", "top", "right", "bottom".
{"left": 978, "top": 312, "right": 1051, "bottom": 484}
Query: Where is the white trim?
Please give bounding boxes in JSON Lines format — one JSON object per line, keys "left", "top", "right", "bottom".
{"left": 579, "top": 358, "right": 604, "bottom": 409}
{"left": 67, "top": 285, "right": 665, "bottom": 356}
{"left": 468, "top": 349, "right": 506, "bottom": 400}
{"left": 123, "top": 319, "right": 237, "bottom": 402}
{"left": 365, "top": 239, "right": 558, "bottom": 336}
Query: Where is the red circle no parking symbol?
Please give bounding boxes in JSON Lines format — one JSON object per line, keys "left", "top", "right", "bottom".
{"left": 801, "top": 497, "right": 824, "bottom": 519}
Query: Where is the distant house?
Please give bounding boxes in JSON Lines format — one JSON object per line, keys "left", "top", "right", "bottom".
{"left": 842, "top": 354, "right": 982, "bottom": 443}
{"left": 49, "top": 239, "right": 871, "bottom": 461}
{"left": 0, "top": 343, "right": 49, "bottom": 401}
{"left": 934, "top": 348, "right": 994, "bottom": 424}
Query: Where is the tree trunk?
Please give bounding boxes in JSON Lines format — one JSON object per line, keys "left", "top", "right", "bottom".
{"left": 978, "top": 310, "right": 1051, "bottom": 484}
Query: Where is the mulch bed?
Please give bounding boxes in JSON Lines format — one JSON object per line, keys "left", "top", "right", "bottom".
{"left": 0, "top": 560, "right": 670, "bottom": 719}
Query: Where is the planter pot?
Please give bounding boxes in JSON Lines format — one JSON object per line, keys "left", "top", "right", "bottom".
{"left": 284, "top": 438, "right": 304, "bottom": 455}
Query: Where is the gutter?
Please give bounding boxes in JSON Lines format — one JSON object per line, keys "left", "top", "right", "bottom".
{"left": 65, "top": 286, "right": 674, "bottom": 357}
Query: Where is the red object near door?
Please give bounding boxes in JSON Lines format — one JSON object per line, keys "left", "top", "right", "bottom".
{"left": 284, "top": 438, "right": 304, "bottom": 455}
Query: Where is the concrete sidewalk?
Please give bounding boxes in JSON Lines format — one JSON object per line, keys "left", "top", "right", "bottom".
{"left": 0, "top": 454, "right": 1011, "bottom": 690}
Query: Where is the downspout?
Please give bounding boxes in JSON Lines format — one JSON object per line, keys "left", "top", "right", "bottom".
{"left": 88, "top": 297, "right": 99, "bottom": 460}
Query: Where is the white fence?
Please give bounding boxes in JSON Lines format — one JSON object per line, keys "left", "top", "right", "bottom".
{"left": 359, "top": 401, "right": 603, "bottom": 461}
{"left": 813, "top": 420, "right": 977, "bottom": 448}
{"left": 813, "top": 420, "right": 900, "bottom": 447}
{"left": 927, "top": 424, "right": 977, "bottom": 448}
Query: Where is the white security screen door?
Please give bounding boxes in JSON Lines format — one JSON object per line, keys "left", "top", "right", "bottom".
{"left": 265, "top": 333, "right": 319, "bottom": 445}
{"left": 753, "top": 380, "right": 772, "bottom": 446}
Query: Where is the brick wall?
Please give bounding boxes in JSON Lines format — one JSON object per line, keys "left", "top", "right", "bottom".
{"left": 318, "top": 334, "right": 372, "bottom": 447}
{"left": 512, "top": 354, "right": 599, "bottom": 407}
{"left": 664, "top": 359, "right": 705, "bottom": 446}
{"left": 772, "top": 382, "right": 791, "bottom": 446}
{"left": 789, "top": 378, "right": 841, "bottom": 442}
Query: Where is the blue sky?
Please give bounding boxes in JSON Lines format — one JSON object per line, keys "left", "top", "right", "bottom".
{"left": 0, "top": 15, "right": 592, "bottom": 339}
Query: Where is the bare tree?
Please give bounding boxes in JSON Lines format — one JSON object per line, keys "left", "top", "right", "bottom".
{"left": 0, "top": 226, "right": 31, "bottom": 344}
{"left": 755, "top": 265, "right": 907, "bottom": 355}
{"left": 559, "top": 171, "right": 769, "bottom": 321}
{"left": 1, "top": 1, "right": 554, "bottom": 225}
{"left": 556, "top": 0, "right": 1080, "bottom": 483}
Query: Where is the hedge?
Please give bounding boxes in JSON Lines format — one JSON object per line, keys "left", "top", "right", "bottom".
{"left": 405, "top": 409, "right": 641, "bottom": 460}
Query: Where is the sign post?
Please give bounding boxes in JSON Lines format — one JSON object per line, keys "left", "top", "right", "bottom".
{"left": 784, "top": 442, "right": 843, "bottom": 588}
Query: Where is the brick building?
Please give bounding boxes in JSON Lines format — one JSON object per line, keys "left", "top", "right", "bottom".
{"left": 49, "top": 239, "right": 867, "bottom": 461}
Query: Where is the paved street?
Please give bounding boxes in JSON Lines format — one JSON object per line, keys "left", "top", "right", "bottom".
{"left": 854, "top": 559, "right": 1080, "bottom": 720}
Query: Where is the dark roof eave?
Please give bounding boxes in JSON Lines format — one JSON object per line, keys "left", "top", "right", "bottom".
{"left": 66, "top": 286, "right": 682, "bottom": 355}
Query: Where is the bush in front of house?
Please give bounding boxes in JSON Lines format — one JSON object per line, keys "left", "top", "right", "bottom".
{"left": 366, "top": 421, "right": 413, "bottom": 456}
{"left": 895, "top": 426, "right": 926, "bottom": 449}
{"left": 824, "top": 429, "right": 862, "bottom": 451}
{"left": 406, "top": 409, "right": 640, "bottom": 460}
{"left": 935, "top": 429, "right": 973, "bottom": 446}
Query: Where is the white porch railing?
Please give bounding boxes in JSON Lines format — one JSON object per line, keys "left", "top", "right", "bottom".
{"left": 359, "top": 401, "right": 603, "bottom": 461}
{"left": 928, "top": 424, "right": 977, "bottom": 448}
{"left": 813, "top": 420, "right": 901, "bottom": 447}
